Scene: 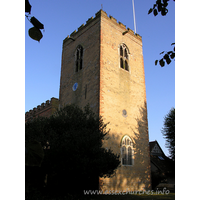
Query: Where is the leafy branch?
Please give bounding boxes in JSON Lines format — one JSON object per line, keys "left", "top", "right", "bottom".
{"left": 148, "top": 0, "right": 175, "bottom": 67}
{"left": 148, "top": 0, "right": 175, "bottom": 16}
{"left": 25, "top": 0, "right": 44, "bottom": 42}
{"left": 155, "top": 43, "right": 175, "bottom": 67}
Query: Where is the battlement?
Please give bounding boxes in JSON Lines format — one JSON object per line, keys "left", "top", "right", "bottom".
{"left": 63, "top": 9, "right": 142, "bottom": 44}
{"left": 25, "top": 97, "right": 59, "bottom": 122}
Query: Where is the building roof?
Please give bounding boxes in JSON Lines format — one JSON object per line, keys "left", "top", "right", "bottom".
{"left": 149, "top": 140, "right": 165, "bottom": 156}
{"left": 149, "top": 140, "right": 174, "bottom": 175}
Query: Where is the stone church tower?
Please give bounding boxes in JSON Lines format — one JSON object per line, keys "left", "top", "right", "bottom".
{"left": 59, "top": 10, "right": 151, "bottom": 192}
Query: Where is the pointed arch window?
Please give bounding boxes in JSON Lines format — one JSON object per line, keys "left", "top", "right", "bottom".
{"left": 119, "top": 44, "right": 129, "bottom": 71}
{"left": 75, "top": 45, "right": 83, "bottom": 72}
{"left": 121, "top": 135, "right": 134, "bottom": 165}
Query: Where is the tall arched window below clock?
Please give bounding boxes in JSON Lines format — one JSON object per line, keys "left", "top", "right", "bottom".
{"left": 75, "top": 45, "right": 83, "bottom": 72}
{"left": 119, "top": 44, "right": 129, "bottom": 71}
{"left": 121, "top": 135, "right": 134, "bottom": 165}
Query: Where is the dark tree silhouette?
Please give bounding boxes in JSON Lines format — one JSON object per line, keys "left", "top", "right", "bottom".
{"left": 162, "top": 108, "right": 175, "bottom": 161}
{"left": 25, "top": 104, "right": 120, "bottom": 199}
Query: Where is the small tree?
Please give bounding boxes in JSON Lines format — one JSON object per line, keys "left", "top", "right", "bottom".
{"left": 162, "top": 108, "right": 175, "bottom": 161}
{"left": 25, "top": 104, "right": 120, "bottom": 198}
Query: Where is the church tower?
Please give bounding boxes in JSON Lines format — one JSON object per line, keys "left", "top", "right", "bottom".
{"left": 59, "top": 10, "right": 151, "bottom": 192}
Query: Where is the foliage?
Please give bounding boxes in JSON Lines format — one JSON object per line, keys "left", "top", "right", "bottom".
{"left": 155, "top": 43, "right": 175, "bottom": 67}
{"left": 148, "top": 0, "right": 175, "bottom": 67}
{"left": 148, "top": 0, "right": 175, "bottom": 17}
{"left": 162, "top": 108, "right": 175, "bottom": 161}
{"left": 25, "top": 104, "right": 120, "bottom": 197}
{"left": 25, "top": 0, "right": 44, "bottom": 42}
{"left": 25, "top": 140, "right": 44, "bottom": 167}
{"left": 151, "top": 171, "right": 164, "bottom": 190}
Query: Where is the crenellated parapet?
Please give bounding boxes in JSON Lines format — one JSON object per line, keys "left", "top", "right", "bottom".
{"left": 63, "top": 9, "right": 142, "bottom": 44}
{"left": 25, "top": 97, "right": 59, "bottom": 122}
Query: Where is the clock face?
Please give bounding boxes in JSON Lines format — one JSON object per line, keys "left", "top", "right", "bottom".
{"left": 72, "top": 83, "right": 78, "bottom": 91}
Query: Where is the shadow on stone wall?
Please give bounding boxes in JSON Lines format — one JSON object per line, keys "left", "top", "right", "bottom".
{"left": 102, "top": 103, "right": 151, "bottom": 192}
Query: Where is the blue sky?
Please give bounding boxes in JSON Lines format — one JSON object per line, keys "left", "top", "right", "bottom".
{"left": 25, "top": 0, "right": 175, "bottom": 156}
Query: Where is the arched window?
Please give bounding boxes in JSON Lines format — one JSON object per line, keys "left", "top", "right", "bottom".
{"left": 119, "top": 44, "right": 129, "bottom": 71}
{"left": 75, "top": 45, "right": 83, "bottom": 72}
{"left": 121, "top": 135, "right": 134, "bottom": 165}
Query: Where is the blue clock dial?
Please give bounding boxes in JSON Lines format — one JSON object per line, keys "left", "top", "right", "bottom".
{"left": 72, "top": 83, "right": 78, "bottom": 91}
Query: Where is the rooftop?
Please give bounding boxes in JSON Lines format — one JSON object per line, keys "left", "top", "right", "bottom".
{"left": 63, "top": 9, "right": 142, "bottom": 44}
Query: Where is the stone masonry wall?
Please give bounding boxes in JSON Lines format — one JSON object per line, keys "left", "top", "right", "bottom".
{"left": 59, "top": 14, "right": 101, "bottom": 115}
{"left": 99, "top": 10, "right": 151, "bottom": 192}
{"left": 59, "top": 9, "right": 151, "bottom": 192}
{"left": 25, "top": 97, "right": 59, "bottom": 123}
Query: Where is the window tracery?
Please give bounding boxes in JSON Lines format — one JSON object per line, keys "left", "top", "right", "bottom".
{"left": 75, "top": 45, "right": 83, "bottom": 72}
{"left": 119, "top": 44, "right": 129, "bottom": 71}
{"left": 121, "top": 135, "right": 134, "bottom": 165}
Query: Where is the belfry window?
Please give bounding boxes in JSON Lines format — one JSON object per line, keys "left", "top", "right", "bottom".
{"left": 121, "top": 135, "right": 134, "bottom": 165}
{"left": 119, "top": 44, "right": 129, "bottom": 71}
{"left": 75, "top": 45, "right": 83, "bottom": 72}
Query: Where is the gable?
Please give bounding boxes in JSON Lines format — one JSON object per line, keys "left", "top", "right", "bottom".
{"left": 151, "top": 143, "right": 162, "bottom": 155}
